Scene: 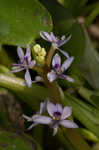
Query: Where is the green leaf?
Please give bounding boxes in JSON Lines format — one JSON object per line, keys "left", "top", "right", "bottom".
{"left": 63, "top": 92, "right": 99, "bottom": 138}
{"left": 0, "top": 0, "right": 52, "bottom": 46}
{"left": 85, "top": 4, "right": 99, "bottom": 27}
{"left": 64, "top": 0, "right": 88, "bottom": 16}
{"left": 0, "top": 74, "right": 50, "bottom": 109}
{"left": 39, "top": 0, "right": 74, "bottom": 34}
{"left": 78, "top": 87, "right": 99, "bottom": 109}
{"left": 0, "top": 130, "right": 42, "bottom": 150}
{"left": 57, "top": 129, "right": 77, "bottom": 150}
{"left": 79, "top": 26, "right": 99, "bottom": 90}
{"left": 63, "top": 23, "right": 85, "bottom": 67}
{"left": 80, "top": 128, "right": 99, "bottom": 142}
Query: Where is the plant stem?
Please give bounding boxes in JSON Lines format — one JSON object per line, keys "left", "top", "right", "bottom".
{"left": 46, "top": 45, "right": 55, "bottom": 67}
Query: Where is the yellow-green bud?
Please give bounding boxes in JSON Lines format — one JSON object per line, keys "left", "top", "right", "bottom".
{"left": 35, "top": 55, "right": 45, "bottom": 65}
{"left": 32, "top": 44, "right": 46, "bottom": 65}
{"left": 33, "top": 44, "right": 42, "bottom": 54}
{"left": 40, "top": 48, "right": 46, "bottom": 56}
{"left": 33, "top": 44, "right": 46, "bottom": 56}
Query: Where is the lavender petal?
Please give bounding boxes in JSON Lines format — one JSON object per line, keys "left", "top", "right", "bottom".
{"left": 47, "top": 101, "right": 57, "bottom": 117}
{"left": 11, "top": 67, "right": 24, "bottom": 73}
{"left": 60, "top": 120, "right": 78, "bottom": 128}
{"left": 29, "top": 60, "right": 36, "bottom": 68}
{"left": 57, "top": 48, "right": 69, "bottom": 58}
{"left": 56, "top": 103, "right": 63, "bottom": 114}
{"left": 52, "top": 53, "right": 61, "bottom": 68}
{"left": 50, "top": 32, "right": 57, "bottom": 42}
{"left": 61, "top": 107, "right": 72, "bottom": 120}
{"left": 40, "top": 100, "right": 48, "bottom": 114}
{"left": 61, "top": 56, "right": 74, "bottom": 71}
{"left": 25, "top": 45, "right": 31, "bottom": 62}
{"left": 58, "top": 74, "right": 74, "bottom": 82}
{"left": 25, "top": 69, "right": 32, "bottom": 87}
{"left": 58, "top": 34, "right": 71, "bottom": 47}
{"left": 27, "top": 122, "right": 39, "bottom": 130}
{"left": 23, "top": 114, "right": 33, "bottom": 121}
{"left": 17, "top": 46, "right": 24, "bottom": 59}
{"left": 47, "top": 70, "right": 57, "bottom": 82}
{"left": 40, "top": 31, "right": 52, "bottom": 42}
{"left": 53, "top": 126, "right": 58, "bottom": 136}
{"left": 33, "top": 116, "right": 51, "bottom": 124}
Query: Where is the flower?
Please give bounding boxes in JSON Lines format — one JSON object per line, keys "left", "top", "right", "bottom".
{"left": 10, "top": 45, "right": 36, "bottom": 87}
{"left": 33, "top": 101, "right": 78, "bottom": 135}
{"left": 47, "top": 53, "right": 74, "bottom": 82}
{"left": 23, "top": 100, "right": 48, "bottom": 130}
{"left": 40, "top": 31, "right": 71, "bottom": 58}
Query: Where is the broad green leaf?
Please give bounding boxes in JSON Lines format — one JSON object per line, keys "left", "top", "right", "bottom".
{"left": 0, "top": 0, "right": 52, "bottom": 46}
{"left": 62, "top": 23, "right": 85, "bottom": 67}
{"left": 63, "top": 92, "right": 99, "bottom": 138}
{"left": 0, "top": 74, "right": 50, "bottom": 109}
{"left": 79, "top": 26, "right": 99, "bottom": 90}
{"left": 0, "top": 130, "right": 42, "bottom": 150}
{"left": 39, "top": 0, "right": 74, "bottom": 33}
{"left": 64, "top": 0, "right": 88, "bottom": 16}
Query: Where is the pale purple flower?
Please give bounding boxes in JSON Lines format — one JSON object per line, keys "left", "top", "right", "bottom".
{"left": 40, "top": 31, "right": 71, "bottom": 58}
{"left": 33, "top": 101, "right": 78, "bottom": 135}
{"left": 10, "top": 45, "right": 36, "bottom": 87}
{"left": 47, "top": 53, "right": 74, "bottom": 82}
{"left": 23, "top": 100, "right": 48, "bottom": 130}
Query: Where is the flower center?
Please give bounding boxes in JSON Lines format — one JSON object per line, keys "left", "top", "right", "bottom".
{"left": 53, "top": 111, "right": 61, "bottom": 120}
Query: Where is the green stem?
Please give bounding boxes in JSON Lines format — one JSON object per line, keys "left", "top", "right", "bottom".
{"left": 42, "top": 65, "right": 91, "bottom": 150}
{"left": 46, "top": 45, "right": 56, "bottom": 67}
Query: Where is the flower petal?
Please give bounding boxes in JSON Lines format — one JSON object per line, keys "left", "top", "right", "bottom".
{"left": 52, "top": 53, "right": 61, "bottom": 68}
{"left": 29, "top": 60, "right": 36, "bottom": 68}
{"left": 60, "top": 120, "right": 78, "bottom": 128}
{"left": 23, "top": 114, "right": 32, "bottom": 121}
{"left": 50, "top": 32, "right": 57, "bottom": 42}
{"left": 58, "top": 74, "right": 74, "bottom": 82}
{"left": 47, "top": 101, "right": 56, "bottom": 117}
{"left": 33, "top": 116, "right": 51, "bottom": 124}
{"left": 27, "top": 122, "right": 39, "bottom": 130}
{"left": 53, "top": 126, "right": 58, "bottom": 136}
{"left": 11, "top": 67, "right": 24, "bottom": 73}
{"left": 40, "top": 31, "right": 52, "bottom": 42}
{"left": 40, "top": 100, "right": 48, "bottom": 114}
{"left": 61, "top": 56, "right": 74, "bottom": 71}
{"left": 56, "top": 103, "right": 63, "bottom": 113}
{"left": 57, "top": 48, "right": 69, "bottom": 58}
{"left": 61, "top": 107, "right": 72, "bottom": 120}
{"left": 17, "top": 46, "right": 24, "bottom": 59}
{"left": 47, "top": 70, "right": 57, "bottom": 82}
{"left": 58, "top": 34, "right": 71, "bottom": 47}
{"left": 25, "top": 45, "right": 31, "bottom": 62}
{"left": 25, "top": 69, "right": 32, "bottom": 87}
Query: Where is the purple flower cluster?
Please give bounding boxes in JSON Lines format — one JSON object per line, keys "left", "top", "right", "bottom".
{"left": 23, "top": 100, "right": 78, "bottom": 135}
{"left": 10, "top": 31, "right": 74, "bottom": 87}
{"left": 10, "top": 45, "right": 36, "bottom": 87}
